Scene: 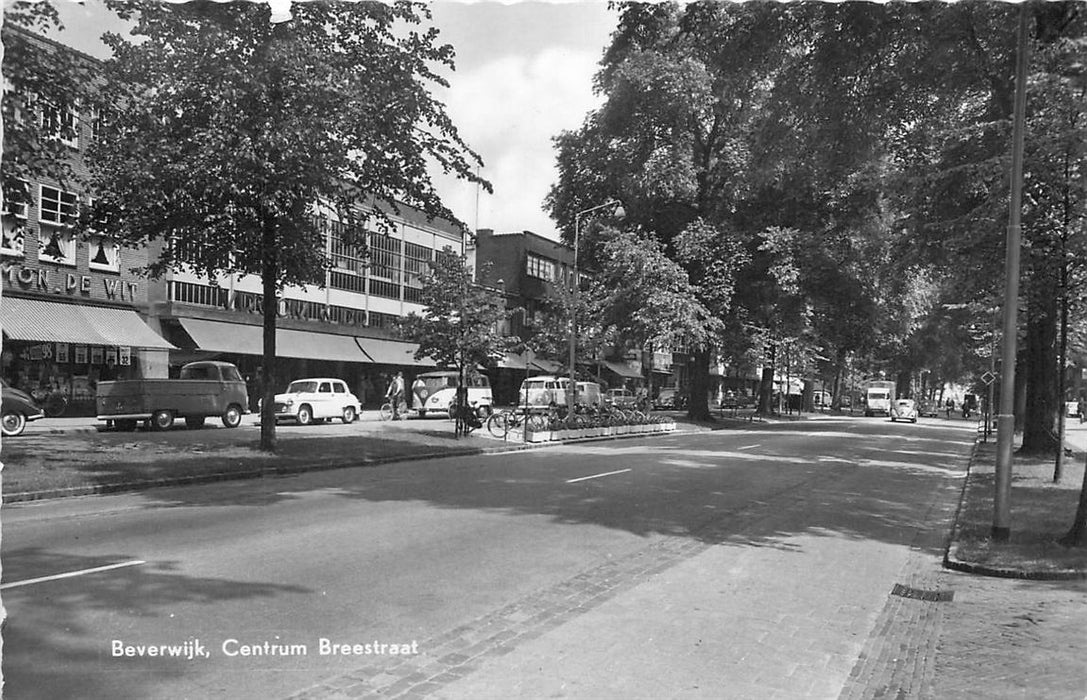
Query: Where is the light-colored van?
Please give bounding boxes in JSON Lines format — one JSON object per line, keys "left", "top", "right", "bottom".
{"left": 414, "top": 370, "right": 493, "bottom": 418}
{"left": 519, "top": 375, "right": 570, "bottom": 412}
{"left": 576, "top": 381, "right": 603, "bottom": 407}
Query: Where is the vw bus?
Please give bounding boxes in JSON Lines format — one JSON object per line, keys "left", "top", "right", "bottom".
{"left": 414, "top": 370, "right": 493, "bottom": 418}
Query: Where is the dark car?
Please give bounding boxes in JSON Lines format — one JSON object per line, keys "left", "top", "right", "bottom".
{"left": 2, "top": 380, "right": 45, "bottom": 437}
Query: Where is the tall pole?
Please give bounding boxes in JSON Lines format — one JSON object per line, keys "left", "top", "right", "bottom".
{"left": 567, "top": 215, "right": 581, "bottom": 414}
{"left": 994, "top": 6, "right": 1030, "bottom": 542}
{"left": 567, "top": 200, "right": 621, "bottom": 414}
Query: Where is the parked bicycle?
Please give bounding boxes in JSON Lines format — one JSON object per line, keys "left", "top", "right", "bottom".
{"left": 31, "top": 388, "right": 69, "bottom": 418}
{"left": 379, "top": 398, "right": 408, "bottom": 421}
{"left": 486, "top": 408, "right": 547, "bottom": 439}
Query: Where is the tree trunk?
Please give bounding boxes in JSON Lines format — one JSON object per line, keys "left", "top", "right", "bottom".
{"left": 1019, "top": 287, "right": 1058, "bottom": 455}
{"left": 757, "top": 343, "right": 775, "bottom": 415}
{"left": 1060, "top": 450, "right": 1087, "bottom": 547}
{"left": 259, "top": 214, "right": 278, "bottom": 453}
{"left": 686, "top": 349, "right": 713, "bottom": 421}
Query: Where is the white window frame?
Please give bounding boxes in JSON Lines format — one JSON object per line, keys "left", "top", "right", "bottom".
{"left": 39, "top": 184, "right": 79, "bottom": 226}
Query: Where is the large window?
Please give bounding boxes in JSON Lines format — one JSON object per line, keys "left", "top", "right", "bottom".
{"left": 403, "top": 241, "right": 431, "bottom": 289}
{"left": 40, "top": 99, "right": 80, "bottom": 149}
{"left": 38, "top": 185, "right": 78, "bottom": 266}
{"left": 369, "top": 232, "right": 401, "bottom": 283}
{"left": 2, "top": 180, "right": 29, "bottom": 257}
{"left": 526, "top": 253, "right": 555, "bottom": 281}
{"left": 39, "top": 185, "right": 78, "bottom": 226}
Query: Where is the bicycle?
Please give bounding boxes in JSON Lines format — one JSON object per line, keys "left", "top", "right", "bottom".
{"left": 31, "top": 389, "right": 69, "bottom": 418}
{"left": 486, "top": 408, "right": 549, "bottom": 440}
{"left": 379, "top": 398, "right": 408, "bottom": 421}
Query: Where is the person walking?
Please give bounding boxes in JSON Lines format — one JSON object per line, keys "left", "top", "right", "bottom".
{"left": 385, "top": 371, "right": 406, "bottom": 420}
{"left": 945, "top": 397, "right": 954, "bottom": 419}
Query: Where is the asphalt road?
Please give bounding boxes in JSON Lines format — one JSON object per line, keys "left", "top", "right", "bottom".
{"left": 2, "top": 415, "right": 977, "bottom": 699}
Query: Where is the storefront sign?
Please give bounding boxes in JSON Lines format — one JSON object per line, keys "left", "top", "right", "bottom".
{"left": 2, "top": 262, "right": 139, "bottom": 300}
{"left": 118, "top": 346, "right": 131, "bottom": 366}
{"left": 228, "top": 290, "right": 366, "bottom": 328}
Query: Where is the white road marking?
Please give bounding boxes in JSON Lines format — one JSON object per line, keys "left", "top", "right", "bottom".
{"left": 1, "top": 560, "right": 146, "bottom": 590}
{"left": 737, "top": 444, "right": 761, "bottom": 450}
{"left": 566, "top": 469, "right": 632, "bottom": 484}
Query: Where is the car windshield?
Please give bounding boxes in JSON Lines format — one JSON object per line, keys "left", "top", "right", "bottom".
{"left": 287, "top": 381, "right": 319, "bottom": 393}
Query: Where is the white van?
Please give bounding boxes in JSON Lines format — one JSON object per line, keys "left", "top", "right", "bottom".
{"left": 414, "top": 371, "right": 493, "bottom": 418}
{"left": 519, "top": 375, "right": 570, "bottom": 412}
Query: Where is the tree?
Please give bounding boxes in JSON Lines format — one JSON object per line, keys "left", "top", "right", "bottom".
{"left": 85, "top": 0, "right": 488, "bottom": 451}
{"left": 399, "top": 250, "right": 516, "bottom": 436}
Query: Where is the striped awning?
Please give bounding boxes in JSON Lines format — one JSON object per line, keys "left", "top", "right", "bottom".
{"left": 1, "top": 296, "right": 175, "bottom": 349}
{"left": 176, "top": 318, "right": 365, "bottom": 363}
{"left": 354, "top": 337, "right": 436, "bottom": 366}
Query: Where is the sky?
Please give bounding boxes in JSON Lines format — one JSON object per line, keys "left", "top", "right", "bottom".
{"left": 48, "top": 0, "right": 621, "bottom": 240}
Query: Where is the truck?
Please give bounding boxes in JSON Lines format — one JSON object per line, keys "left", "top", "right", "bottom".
{"left": 96, "top": 361, "right": 250, "bottom": 431}
{"left": 863, "top": 380, "right": 896, "bottom": 417}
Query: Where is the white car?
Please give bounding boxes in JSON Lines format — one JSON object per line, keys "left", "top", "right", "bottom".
{"left": 272, "top": 378, "right": 360, "bottom": 425}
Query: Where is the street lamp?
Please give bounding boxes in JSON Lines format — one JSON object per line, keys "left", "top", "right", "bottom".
{"left": 568, "top": 199, "right": 624, "bottom": 413}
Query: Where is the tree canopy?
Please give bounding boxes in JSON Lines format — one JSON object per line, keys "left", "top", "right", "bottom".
{"left": 86, "top": 0, "right": 488, "bottom": 450}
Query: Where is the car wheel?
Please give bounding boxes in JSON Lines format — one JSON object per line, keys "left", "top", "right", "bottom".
{"left": 151, "top": 410, "right": 174, "bottom": 431}
{"left": 1, "top": 411, "right": 27, "bottom": 437}
{"left": 185, "top": 416, "right": 207, "bottom": 429}
{"left": 221, "top": 404, "right": 243, "bottom": 429}
{"left": 297, "top": 405, "right": 313, "bottom": 426}
{"left": 341, "top": 406, "right": 357, "bottom": 424}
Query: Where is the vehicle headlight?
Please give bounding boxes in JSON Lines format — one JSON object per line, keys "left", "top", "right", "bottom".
{"left": 429, "top": 396, "right": 439, "bottom": 404}
{"left": 284, "top": 398, "right": 294, "bottom": 407}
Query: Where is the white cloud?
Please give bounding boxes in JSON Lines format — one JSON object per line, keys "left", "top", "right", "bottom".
{"left": 433, "top": 45, "right": 605, "bottom": 240}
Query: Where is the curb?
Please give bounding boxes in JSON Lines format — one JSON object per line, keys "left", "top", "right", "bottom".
{"left": 942, "top": 438, "right": 1087, "bottom": 581}
{"left": 2, "top": 426, "right": 692, "bottom": 505}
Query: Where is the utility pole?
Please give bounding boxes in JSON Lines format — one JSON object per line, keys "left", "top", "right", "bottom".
{"left": 994, "top": 5, "right": 1030, "bottom": 542}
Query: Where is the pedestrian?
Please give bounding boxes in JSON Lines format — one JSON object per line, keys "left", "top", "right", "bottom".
{"left": 386, "top": 370, "right": 405, "bottom": 420}
{"left": 945, "top": 397, "right": 954, "bottom": 419}
{"left": 411, "top": 375, "right": 428, "bottom": 411}
{"left": 1079, "top": 396, "right": 1086, "bottom": 424}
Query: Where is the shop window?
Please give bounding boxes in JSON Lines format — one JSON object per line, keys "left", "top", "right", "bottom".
{"left": 2, "top": 220, "right": 27, "bottom": 257}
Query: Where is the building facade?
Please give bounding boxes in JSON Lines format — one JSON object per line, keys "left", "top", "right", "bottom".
{"left": 148, "top": 200, "right": 466, "bottom": 410}
{"left": 1, "top": 28, "right": 174, "bottom": 416}
{"left": 473, "top": 228, "right": 658, "bottom": 404}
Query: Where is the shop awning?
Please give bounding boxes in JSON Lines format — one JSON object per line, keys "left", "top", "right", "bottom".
{"left": 600, "top": 360, "right": 642, "bottom": 379}
{"left": 176, "top": 318, "right": 366, "bottom": 363}
{"left": 1, "top": 296, "right": 175, "bottom": 349}
{"left": 354, "top": 337, "right": 436, "bottom": 366}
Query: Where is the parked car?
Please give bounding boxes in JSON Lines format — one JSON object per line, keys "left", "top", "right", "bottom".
{"left": 96, "top": 361, "right": 249, "bottom": 431}
{"left": 890, "top": 398, "right": 919, "bottom": 423}
{"left": 916, "top": 400, "right": 940, "bottom": 418}
{"left": 606, "top": 388, "right": 639, "bottom": 409}
{"left": 416, "top": 370, "right": 493, "bottom": 418}
{"left": 519, "top": 375, "right": 570, "bottom": 412}
{"left": 1, "top": 379, "right": 45, "bottom": 437}
{"left": 654, "top": 388, "right": 677, "bottom": 410}
{"left": 272, "top": 378, "right": 360, "bottom": 425}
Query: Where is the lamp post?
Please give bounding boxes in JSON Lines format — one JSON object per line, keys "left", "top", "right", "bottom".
{"left": 568, "top": 200, "right": 623, "bottom": 413}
